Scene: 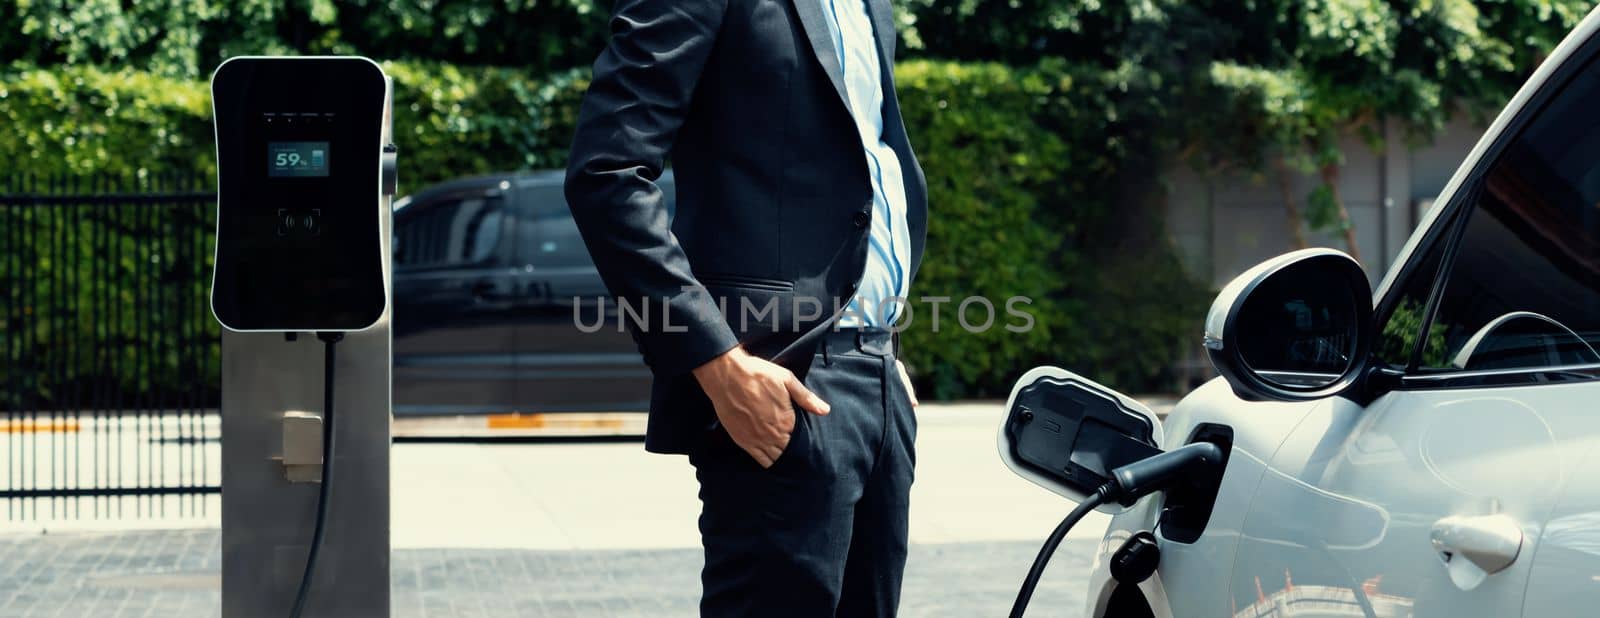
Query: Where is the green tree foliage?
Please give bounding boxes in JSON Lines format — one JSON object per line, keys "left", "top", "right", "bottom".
{"left": 0, "top": 0, "right": 609, "bottom": 79}
{"left": 0, "top": 61, "right": 589, "bottom": 189}
{"left": 2, "top": 0, "right": 1591, "bottom": 397}
{"left": 0, "top": 66, "right": 214, "bottom": 178}
{"left": 1, "top": 58, "right": 1205, "bottom": 396}
{"left": 1197, "top": 0, "right": 1528, "bottom": 258}
{"left": 383, "top": 62, "right": 588, "bottom": 186}
{"left": 1377, "top": 297, "right": 1450, "bottom": 368}
{"left": 901, "top": 0, "right": 1589, "bottom": 252}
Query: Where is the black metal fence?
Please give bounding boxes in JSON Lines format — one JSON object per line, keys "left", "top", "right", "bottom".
{"left": 0, "top": 173, "right": 221, "bottom": 520}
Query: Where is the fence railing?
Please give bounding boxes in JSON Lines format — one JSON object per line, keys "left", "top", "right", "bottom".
{"left": 0, "top": 173, "right": 221, "bottom": 520}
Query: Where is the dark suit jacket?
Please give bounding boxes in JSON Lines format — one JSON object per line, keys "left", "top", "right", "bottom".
{"left": 565, "top": 0, "right": 928, "bottom": 454}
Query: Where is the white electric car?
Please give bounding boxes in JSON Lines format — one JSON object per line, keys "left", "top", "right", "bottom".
{"left": 1005, "top": 6, "right": 1600, "bottom": 618}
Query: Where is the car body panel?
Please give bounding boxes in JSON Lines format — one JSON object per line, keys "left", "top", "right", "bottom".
{"left": 1088, "top": 378, "right": 1325, "bottom": 617}
{"left": 392, "top": 171, "right": 670, "bottom": 416}
{"left": 507, "top": 174, "right": 654, "bottom": 413}
{"left": 1522, "top": 439, "right": 1600, "bottom": 616}
{"left": 392, "top": 176, "right": 521, "bottom": 414}
{"left": 1229, "top": 384, "right": 1600, "bottom": 617}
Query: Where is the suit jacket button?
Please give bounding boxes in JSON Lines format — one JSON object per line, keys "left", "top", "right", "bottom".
{"left": 852, "top": 211, "right": 870, "bottom": 228}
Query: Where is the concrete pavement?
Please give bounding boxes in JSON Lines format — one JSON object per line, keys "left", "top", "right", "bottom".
{"left": 0, "top": 529, "right": 1097, "bottom": 617}
{"left": 389, "top": 401, "right": 1111, "bottom": 550}
{"left": 1, "top": 402, "right": 1115, "bottom": 616}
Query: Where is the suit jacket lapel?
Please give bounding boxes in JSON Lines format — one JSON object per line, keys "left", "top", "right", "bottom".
{"left": 789, "top": 0, "right": 852, "bottom": 114}
{"left": 865, "top": 0, "right": 896, "bottom": 69}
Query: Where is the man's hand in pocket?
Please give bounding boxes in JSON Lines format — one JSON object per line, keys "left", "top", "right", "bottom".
{"left": 693, "top": 346, "right": 831, "bottom": 467}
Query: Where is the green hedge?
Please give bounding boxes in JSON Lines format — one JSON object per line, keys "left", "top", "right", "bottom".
{"left": 1, "top": 59, "right": 1206, "bottom": 398}
{"left": 895, "top": 60, "right": 1207, "bottom": 397}
{"left": 0, "top": 67, "right": 215, "bottom": 179}
{"left": 0, "top": 62, "right": 589, "bottom": 190}
{"left": 383, "top": 62, "right": 588, "bottom": 188}
{"left": 893, "top": 61, "right": 1071, "bottom": 398}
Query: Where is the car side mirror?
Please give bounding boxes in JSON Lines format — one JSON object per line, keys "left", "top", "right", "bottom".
{"left": 997, "top": 367, "right": 1165, "bottom": 513}
{"left": 1205, "top": 248, "right": 1374, "bottom": 402}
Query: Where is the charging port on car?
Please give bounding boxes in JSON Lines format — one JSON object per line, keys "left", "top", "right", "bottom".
{"left": 1156, "top": 424, "right": 1233, "bottom": 544}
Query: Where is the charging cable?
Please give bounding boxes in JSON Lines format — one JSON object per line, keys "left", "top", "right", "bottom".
{"left": 290, "top": 332, "right": 343, "bottom": 618}
{"left": 1009, "top": 485, "right": 1109, "bottom": 617}
{"left": 1009, "top": 441, "right": 1225, "bottom": 618}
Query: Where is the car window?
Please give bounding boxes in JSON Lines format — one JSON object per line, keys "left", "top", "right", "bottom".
{"left": 395, "top": 194, "right": 505, "bottom": 268}
{"left": 1419, "top": 59, "right": 1600, "bottom": 373}
{"left": 516, "top": 185, "right": 589, "bottom": 268}
{"left": 517, "top": 180, "right": 675, "bottom": 268}
{"left": 1373, "top": 227, "right": 1450, "bottom": 369}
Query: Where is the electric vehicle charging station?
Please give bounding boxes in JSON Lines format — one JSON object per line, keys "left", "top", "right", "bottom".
{"left": 211, "top": 56, "right": 397, "bottom": 618}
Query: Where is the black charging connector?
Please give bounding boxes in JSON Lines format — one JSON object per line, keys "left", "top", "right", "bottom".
{"left": 1009, "top": 441, "right": 1227, "bottom": 618}
{"left": 1105, "top": 441, "right": 1224, "bottom": 503}
{"left": 289, "top": 332, "right": 343, "bottom": 618}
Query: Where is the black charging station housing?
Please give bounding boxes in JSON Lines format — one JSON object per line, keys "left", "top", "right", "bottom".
{"left": 210, "top": 57, "right": 389, "bottom": 332}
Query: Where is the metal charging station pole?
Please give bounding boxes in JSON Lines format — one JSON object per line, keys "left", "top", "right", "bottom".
{"left": 212, "top": 57, "right": 396, "bottom": 617}
{"left": 219, "top": 312, "right": 391, "bottom": 617}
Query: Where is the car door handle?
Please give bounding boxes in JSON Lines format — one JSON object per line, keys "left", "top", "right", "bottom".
{"left": 1430, "top": 513, "right": 1523, "bottom": 590}
{"left": 470, "top": 280, "right": 510, "bottom": 303}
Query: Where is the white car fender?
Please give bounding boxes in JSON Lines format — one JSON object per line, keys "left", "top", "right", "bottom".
{"left": 1084, "top": 377, "right": 1326, "bottom": 617}
{"left": 1087, "top": 506, "right": 1176, "bottom": 618}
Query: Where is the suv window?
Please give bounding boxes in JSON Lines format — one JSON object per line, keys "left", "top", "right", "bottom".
{"left": 516, "top": 180, "right": 673, "bottom": 269}
{"left": 1419, "top": 60, "right": 1600, "bottom": 372}
{"left": 520, "top": 186, "right": 591, "bottom": 268}
{"left": 396, "top": 195, "right": 505, "bottom": 268}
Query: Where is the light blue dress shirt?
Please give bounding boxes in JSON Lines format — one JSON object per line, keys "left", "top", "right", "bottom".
{"left": 820, "top": 0, "right": 911, "bottom": 328}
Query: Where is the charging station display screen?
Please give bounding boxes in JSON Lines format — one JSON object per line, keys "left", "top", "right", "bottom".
{"left": 268, "top": 141, "right": 330, "bottom": 177}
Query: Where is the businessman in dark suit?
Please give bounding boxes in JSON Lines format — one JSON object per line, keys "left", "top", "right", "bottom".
{"left": 565, "top": 0, "right": 927, "bottom": 615}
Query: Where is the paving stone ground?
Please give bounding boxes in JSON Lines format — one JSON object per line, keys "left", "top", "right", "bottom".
{"left": 0, "top": 529, "right": 1095, "bottom": 617}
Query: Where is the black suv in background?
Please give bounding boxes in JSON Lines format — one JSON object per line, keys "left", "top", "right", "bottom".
{"left": 392, "top": 170, "right": 673, "bottom": 417}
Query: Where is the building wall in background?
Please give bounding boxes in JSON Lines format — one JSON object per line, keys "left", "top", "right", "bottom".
{"left": 1168, "top": 116, "right": 1487, "bottom": 288}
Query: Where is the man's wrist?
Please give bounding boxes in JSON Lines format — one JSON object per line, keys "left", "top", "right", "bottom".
{"left": 692, "top": 345, "right": 746, "bottom": 385}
